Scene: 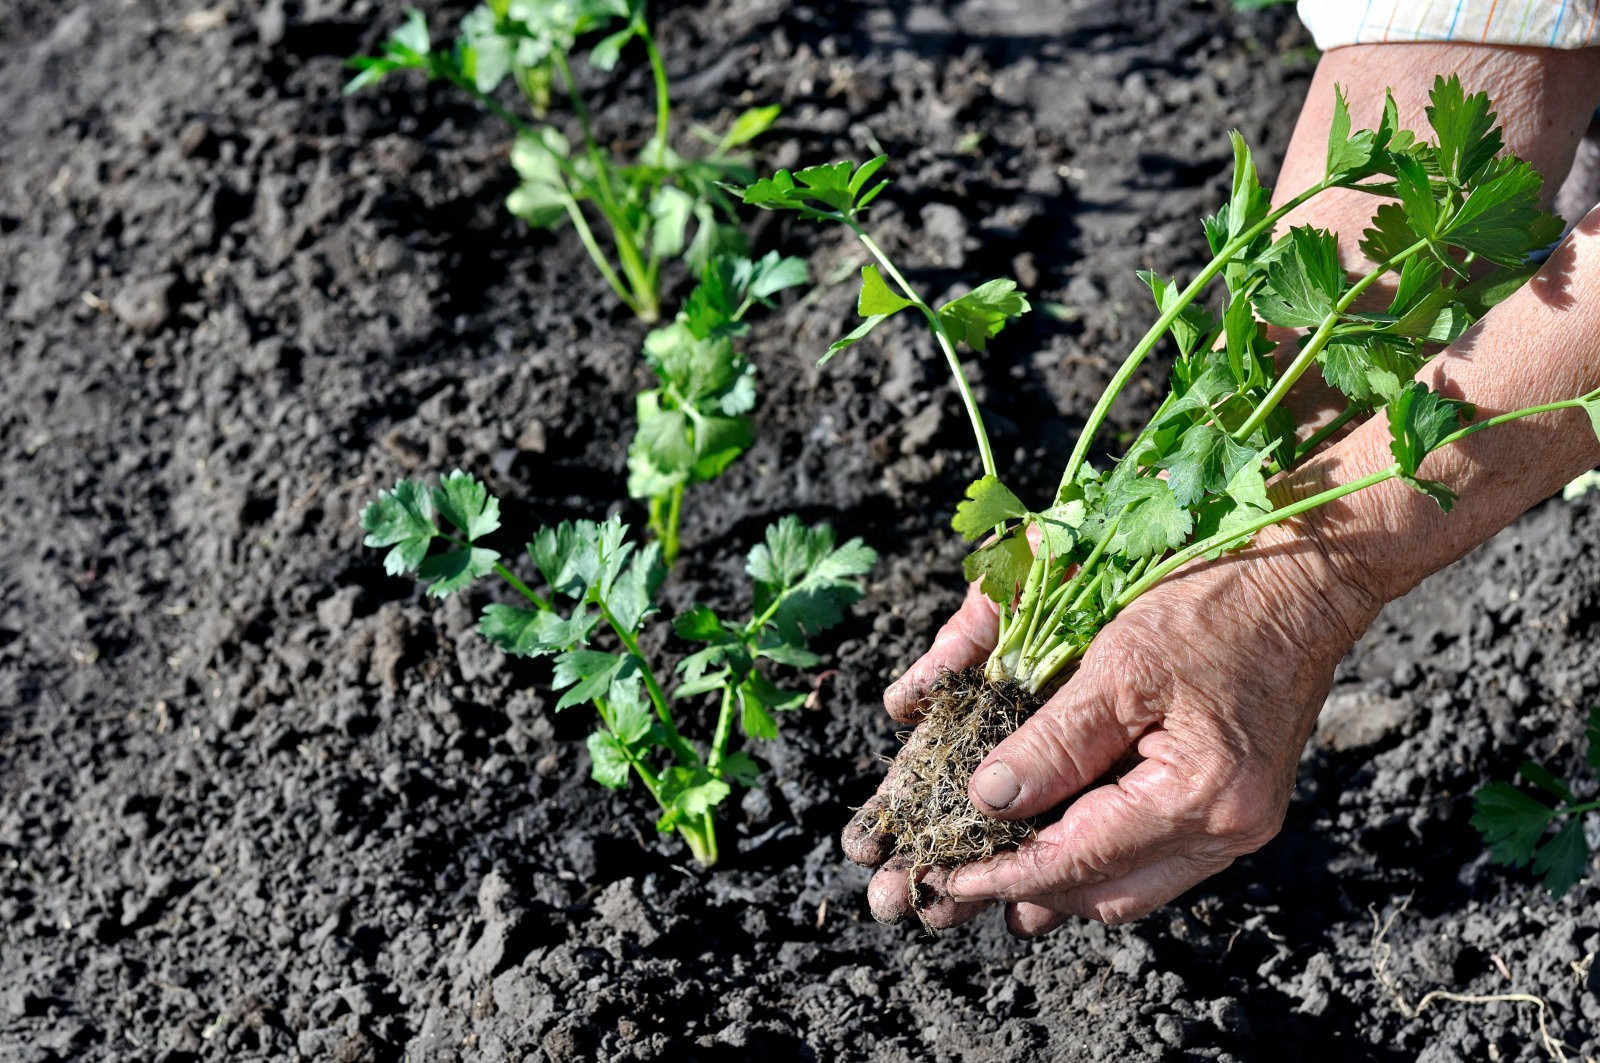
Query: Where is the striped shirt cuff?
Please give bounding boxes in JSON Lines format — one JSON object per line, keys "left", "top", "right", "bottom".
{"left": 1297, "top": 0, "right": 1600, "bottom": 49}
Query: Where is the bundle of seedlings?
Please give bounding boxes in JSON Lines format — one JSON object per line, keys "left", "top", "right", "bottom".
{"left": 746, "top": 79, "right": 1600, "bottom": 883}
{"left": 361, "top": 472, "right": 874, "bottom": 864}
{"left": 347, "top": 1, "right": 782, "bottom": 321}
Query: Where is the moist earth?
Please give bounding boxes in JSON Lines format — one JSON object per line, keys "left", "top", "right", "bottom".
{"left": 2, "top": 1, "right": 1598, "bottom": 1060}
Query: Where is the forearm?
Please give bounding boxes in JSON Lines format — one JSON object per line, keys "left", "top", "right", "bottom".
{"left": 1284, "top": 217, "right": 1600, "bottom": 606}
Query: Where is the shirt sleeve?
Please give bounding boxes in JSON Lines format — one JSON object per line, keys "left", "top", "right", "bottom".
{"left": 1297, "top": 0, "right": 1600, "bottom": 50}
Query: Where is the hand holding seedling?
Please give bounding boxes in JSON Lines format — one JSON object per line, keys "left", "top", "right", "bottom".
{"left": 831, "top": 43, "right": 1600, "bottom": 929}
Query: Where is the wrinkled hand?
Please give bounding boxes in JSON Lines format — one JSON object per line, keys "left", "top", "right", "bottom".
{"left": 842, "top": 524, "right": 1380, "bottom": 935}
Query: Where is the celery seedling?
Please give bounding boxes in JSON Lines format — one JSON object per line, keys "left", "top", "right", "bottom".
{"left": 361, "top": 471, "right": 874, "bottom": 864}
{"left": 1473, "top": 707, "right": 1600, "bottom": 896}
{"left": 347, "top": 3, "right": 780, "bottom": 320}
{"left": 626, "top": 252, "right": 809, "bottom": 563}
{"left": 755, "top": 78, "right": 1600, "bottom": 876}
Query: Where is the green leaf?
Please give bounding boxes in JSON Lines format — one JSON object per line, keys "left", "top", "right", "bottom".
{"left": 1359, "top": 202, "right": 1425, "bottom": 264}
{"left": 1586, "top": 398, "right": 1600, "bottom": 443}
{"left": 1225, "top": 129, "right": 1270, "bottom": 240}
{"left": 552, "top": 649, "right": 629, "bottom": 711}
{"left": 1253, "top": 227, "right": 1344, "bottom": 329}
{"left": 432, "top": 470, "right": 501, "bottom": 541}
{"left": 1427, "top": 74, "right": 1502, "bottom": 186}
{"left": 603, "top": 542, "right": 664, "bottom": 633}
{"left": 1138, "top": 271, "right": 1215, "bottom": 358}
{"left": 747, "top": 517, "right": 876, "bottom": 644}
{"left": 747, "top": 252, "right": 809, "bottom": 300}
{"left": 1084, "top": 475, "right": 1194, "bottom": 560}
{"left": 344, "top": 9, "right": 431, "bottom": 93}
{"left": 608, "top": 675, "right": 653, "bottom": 745}
{"left": 818, "top": 315, "right": 889, "bottom": 365}
{"left": 586, "top": 731, "right": 631, "bottom": 789}
{"left": 738, "top": 671, "right": 802, "bottom": 740}
{"left": 963, "top": 531, "right": 1033, "bottom": 604}
{"left": 656, "top": 770, "right": 732, "bottom": 831}
{"left": 1472, "top": 782, "right": 1555, "bottom": 868}
{"left": 1441, "top": 159, "right": 1562, "bottom": 265}
{"left": 1518, "top": 759, "right": 1576, "bottom": 804}
{"left": 857, "top": 264, "right": 913, "bottom": 316}
{"left": 362, "top": 480, "right": 438, "bottom": 576}
{"left": 1533, "top": 818, "right": 1590, "bottom": 898}
{"left": 951, "top": 476, "right": 1028, "bottom": 541}
{"left": 718, "top": 751, "right": 762, "bottom": 787}
{"left": 754, "top": 636, "right": 821, "bottom": 668}
{"left": 478, "top": 604, "right": 597, "bottom": 657}
{"left": 674, "top": 604, "right": 735, "bottom": 644}
{"left": 1325, "top": 86, "right": 1384, "bottom": 181}
{"left": 1317, "top": 332, "right": 1425, "bottom": 411}
{"left": 936, "top": 279, "right": 1031, "bottom": 352}
{"left": 1157, "top": 424, "right": 1257, "bottom": 508}
{"left": 417, "top": 545, "right": 500, "bottom": 597}
{"left": 588, "top": 24, "right": 637, "bottom": 70}
{"left": 1387, "top": 381, "right": 1472, "bottom": 477}
{"left": 648, "top": 185, "right": 695, "bottom": 260}
{"left": 718, "top": 104, "right": 781, "bottom": 151}
{"left": 740, "top": 156, "right": 889, "bottom": 219}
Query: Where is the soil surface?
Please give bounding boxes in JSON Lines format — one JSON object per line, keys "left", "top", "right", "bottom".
{"left": 3, "top": 1, "right": 1598, "bottom": 1060}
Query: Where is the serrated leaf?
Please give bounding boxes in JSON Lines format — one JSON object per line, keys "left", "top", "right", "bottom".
{"left": 648, "top": 185, "right": 695, "bottom": 259}
{"left": 1325, "top": 86, "right": 1383, "bottom": 180}
{"left": 1427, "top": 75, "right": 1502, "bottom": 186}
{"left": 608, "top": 675, "right": 653, "bottom": 745}
{"left": 1318, "top": 332, "right": 1425, "bottom": 411}
{"left": 1253, "top": 227, "right": 1344, "bottom": 329}
{"left": 432, "top": 470, "right": 501, "bottom": 541}
{"left": 718, "top": 750, "right": 762, "bottom": 786}
{"left": 740, "top": 157, "right": 888, "bottom": 219}
{"left": 1157, "top": 424, "right": 1257, "bottom": 508}
{"left": 587, "top": 24, "right": 636, "bottom": 70}
{"left": 552, "top": 649, "right": 629, "bottom": 711}
{"left": 418, "top": 545, "right": 500, "bottom": 597}
{"left": 747, "top": 252, "right": 808, "bottom": 300}
{"left": 718, "top": 104, "right": 781, "bottom": 151}
{"left": 951, "top": 476, "right": 1028, "bottom": 541}
{"left": 1586, "top": 399, "right": 1600, "bottom": 443}
{"left": 1441, "top": 159, "right": 1563, "bottom": 265}
{"left": 586, "top": 731, "right": 631, "bottom": 789}
{"left": 1387, "top": 382, "right": 1472, "bottom": 477}
{"left": 857, "top": 264, "right": 913, "bottom": 316}
{"left": 362, "top": 480, "right": 438, "bottom": 575}
{"left": 1139, "top": 271, "right": 1215, "bottom": 358}
{"left": 754, "top": 636, "right": 821, "bottom": 668}
{"left": 1359, "top": 202, "right": 1424, "bottom": 264}
{"left": 478, "top": 603, "right": 597, "bottom": 657}
{"left": 1472, "top": 782, "right": 1555, "bottom": 867}
{"left": 1517, "top": 759, "right": 1577, "bottom": 804}
{"left": 818, "top": 315, "right": 889, "bottom": 365}
{"left": 936, "top": 279, "right": 1031, "bottom": 352}
{"left": 747, "top": 516, "right": 876, "bottom": 644}
{"left": 1085, "top": 475, "right": 1193, "bottom": 560}
{"left": 963, "top": 532, "right": 1033, "bottom": 604}
{"left": 1533, "top": 818, "right": 1590, "bottom": 898}
{"left": 674, "top": 604, "right": 734, "bottom": 644}
{"left": 603, "top": 542, "right": 664, "bottom": 633}
{"left": 739, "top": 671, "right": 802, "bottom": 740}
{"left": 655, "top": 767, "right": 731, "bottom": 831}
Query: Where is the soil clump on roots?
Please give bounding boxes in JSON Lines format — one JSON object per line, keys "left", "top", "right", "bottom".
{"left": 874, "top": 668, "right": 1046, "bottom": 876}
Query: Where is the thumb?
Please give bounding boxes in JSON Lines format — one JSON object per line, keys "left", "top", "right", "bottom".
{"left": 967, "top": 672, "right": 1148, "bottom": 820}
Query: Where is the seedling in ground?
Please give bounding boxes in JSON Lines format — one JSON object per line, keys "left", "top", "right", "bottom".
{"left": 347, "top": 2, "right": 781, "bottom": 321}
{"left": 1473, "top": 707, "right": 1600, "bottom": 896}
{"left": 361, "top": 471, "right": 874, "bottom": 864}
{"left": 754, "top": 78, "right": 1600, "bottom": 884}
{"left": 626, "top": 251, "right": 809, "bottom": 564}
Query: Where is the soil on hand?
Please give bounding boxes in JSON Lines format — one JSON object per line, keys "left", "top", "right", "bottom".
{"left": 3, "top": 1, "right": 1598, "bottom": 1061}
{"left": 873, "top": 668, "right": 1041, "bottom": 878}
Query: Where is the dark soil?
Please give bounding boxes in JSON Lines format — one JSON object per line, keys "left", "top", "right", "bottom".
{"left": 2, "top": 1, "right": 1597, "bottom": 1061}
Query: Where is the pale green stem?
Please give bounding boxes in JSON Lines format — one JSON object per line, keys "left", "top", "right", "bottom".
{"left": 1058, "top": 179, "right": 1334, "bottom": 494}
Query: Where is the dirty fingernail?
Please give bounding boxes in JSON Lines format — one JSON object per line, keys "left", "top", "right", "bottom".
{"left": 973, "top": 761, "right": 1020, "bottom": 810}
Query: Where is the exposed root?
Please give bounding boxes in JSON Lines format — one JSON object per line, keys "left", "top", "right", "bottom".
{"left": 873, "top": 667, "right": 1045, "bottom": 886}
{"left": 1370, "top": 896, "right": 1574, "bottom": 1063}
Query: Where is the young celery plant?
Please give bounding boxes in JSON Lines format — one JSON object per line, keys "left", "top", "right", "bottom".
{"left": 625, "top": 252, "right": 809, "bottom": 564}
{"left": 360, "top": 471, "right": 874, "bottom": 865}
{"left": 347, "top": 2, "right": 780, "bottom": 321}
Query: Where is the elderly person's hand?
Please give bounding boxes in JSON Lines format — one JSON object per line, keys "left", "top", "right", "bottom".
{"left": 842, "top": 518, "right": 1379, "bottom": 933}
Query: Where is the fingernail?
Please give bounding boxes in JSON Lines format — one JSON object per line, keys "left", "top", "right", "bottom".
{"left": 974, "top": 761, "right": 1020, "bottom": 810}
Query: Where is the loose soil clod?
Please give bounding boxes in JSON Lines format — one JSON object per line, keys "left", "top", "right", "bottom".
{"left": 874, "top": 667, "right": 1048, "bottom": 877}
